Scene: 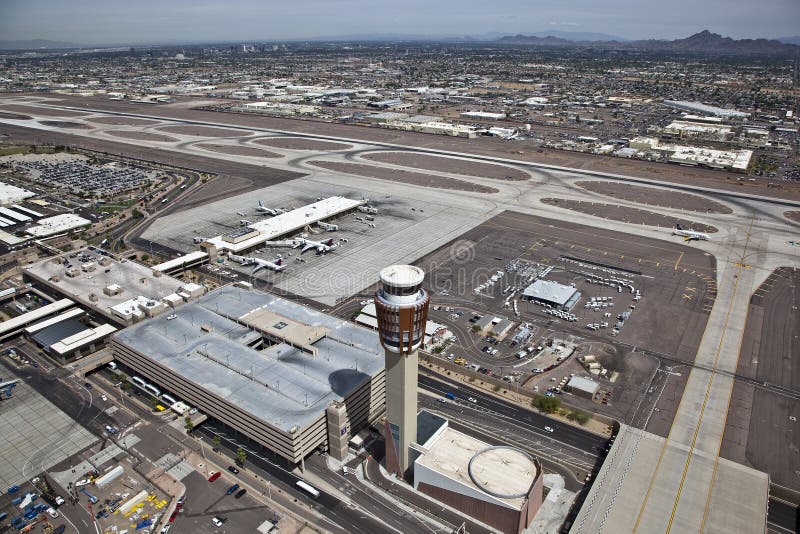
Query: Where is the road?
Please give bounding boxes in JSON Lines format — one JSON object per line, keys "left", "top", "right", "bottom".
{"left": 768, "top": 497, "right": 798, "bottom": 534}
{"left": 418, "top": 373, "right": 609, "bottom": 455}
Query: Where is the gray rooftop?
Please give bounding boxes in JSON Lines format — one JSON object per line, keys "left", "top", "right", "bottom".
{"left": 113, "top": 285, "right": 384, "bottom": 432}
{"left": 522, "top": 279, "right": 578, "bottom": 305}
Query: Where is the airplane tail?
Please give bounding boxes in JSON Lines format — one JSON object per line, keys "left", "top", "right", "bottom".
{"left": 258, "top": 200, "right": 264, "bottom": 207}
{"left": 324, "top": 238, "right": 334, "bottom": 246}
{"left": 675, "top": 223, "right": 683, "bottom": 230}
{"left": 276, "top": 259, "right": 282, "bottom": 266}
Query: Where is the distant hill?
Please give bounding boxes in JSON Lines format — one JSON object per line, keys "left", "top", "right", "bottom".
{"left": 0, "top": 39, "right": 80, "bottom": 50}
{"left": 777, "top": 36, "right": 800, "bottom": 46}
{"left": 497, "top": 30, "right": 800, "bottom": 56}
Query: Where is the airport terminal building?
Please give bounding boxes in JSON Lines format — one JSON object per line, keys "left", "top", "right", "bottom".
{"left": 111, "top": 284, "right": 386, "bottom": 466}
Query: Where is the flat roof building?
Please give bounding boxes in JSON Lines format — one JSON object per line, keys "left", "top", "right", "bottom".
{"left": 522, "top": 279, "right": 581, "bottom": 310}
{"left": 414, "top": 421, "right": 543, "bottom": 534}
{"left": 566, "top": 376, "right": 600, "bottom": 400}
{"left": 111, "top": 284, "right": 386, "bottom": 466}
{"left": 25, "top": 214, "right": 91, "bottom": 238}
{"left": 24, "top": 247, "right": 190, "bottom": 326}
{"left": 0, "top": 182, "right": 35, "bottom": 205}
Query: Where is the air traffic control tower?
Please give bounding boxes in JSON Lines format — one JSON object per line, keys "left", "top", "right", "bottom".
{"left": 374, "top": 265, "right": 429, "bottom": 478}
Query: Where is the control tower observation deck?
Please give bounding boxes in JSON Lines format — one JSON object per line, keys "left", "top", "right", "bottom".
{"left": 374, "top": 265, "right": 430, "bottom": 478}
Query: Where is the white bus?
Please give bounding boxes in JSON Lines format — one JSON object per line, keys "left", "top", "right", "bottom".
{"left": 160, "top": 394, "right": 177, "bottom": 405}
{"left": 143, "top": 384, "right": 161, "bottom": 397}
{"left": 295, "top": 480, "right": 319, "bottom": 498}
{"left": 131, "top": 376, "right": 146, "bottom": 388}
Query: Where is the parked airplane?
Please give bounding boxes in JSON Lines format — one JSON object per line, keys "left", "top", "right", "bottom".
{"left": 236, "top": 211, "right": 246, "bottom": 217}
{"left": 252, "top": 257, "right": 285, "bottom": 272}
{"left": 257, "top": 200, "right": 286, "bottom": 216}
{"left": 227, "top": 252, "right": 254, "bottom": 265}
{"left": 300, "top": 238, "right": 338, "bottom": 254}
{"left": 673, "top": 224, "right": 710, "bottom": 241}
{"left": 240, "top": 219, "right": 253, "bottom": 226}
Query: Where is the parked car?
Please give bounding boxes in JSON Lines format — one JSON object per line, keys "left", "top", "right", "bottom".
{"left": 544, "top": 426, "right": 554, "bottom": 433}
{"left": 226, "top": 484, "right": 240, "bottom": 495}
{"left": 208, "top": 471, "right": 221, "bottom": 482}
{"left": 234, "top": 488, "right": 247, "bottom": 499}
{"left": 467, "top": 397, "right": 477, "bottom": 403}
{"left": 212, "top": 516, "right": 224, "bottom": 527}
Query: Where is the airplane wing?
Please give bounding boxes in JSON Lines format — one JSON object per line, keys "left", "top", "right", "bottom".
{"left": 301, "top": 243, "right": 316, "bottom": 254}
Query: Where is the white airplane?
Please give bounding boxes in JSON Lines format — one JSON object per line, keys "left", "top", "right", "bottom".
{"left": 240, "top": 219, "right": 253, "bottom": 226}
{"left": 252, "top": 257, "right": 285, "bottom": 272}
{"left": 300, "top": 237, "right": 338, "bottom": 254}
{"left": 227, "top": 252, "right": 254, "bottom": 265}
{"left": 673, "top": 224, "right": 709, "bottom": 241}
{"left": 257, "top": 200, "right": 286, "bottom": 216}
{"left": 236, "top": 211, "right": 246, "bottom": 217}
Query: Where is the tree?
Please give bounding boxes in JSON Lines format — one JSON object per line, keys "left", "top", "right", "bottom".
{"left": 213, "top": 435, "right": 221, "bottom": 451}
{"left": 533, "top": 395, "right": 561, "bottom": 414}
{"left": 149, "top": 396, "right": 160, "bottom": 408}
{"left": 568, "top": 409, "right": 591, "bottom": 425}
{"left": 121, "top": 381, "right": 132, "bottom": 393}
{"left": 184, "top": 417, "right": 194, "bottom": 433}
{"left": 236, "top": 447, "right": 247, "bottom": 467}
{"left": 471, "top": 324, "right": 481, "bottom": 332}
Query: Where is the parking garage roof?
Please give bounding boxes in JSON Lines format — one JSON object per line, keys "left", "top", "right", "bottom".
{"left": 113, "top": 284, "right": 384, "bottom": 432}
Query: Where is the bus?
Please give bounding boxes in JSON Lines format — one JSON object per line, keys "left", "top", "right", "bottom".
{"left": 160, "top": 394, "right": 177, "bottom": 405}
{"left": 131, "top": 376, "right": 146, "bottom": 388}
{"left": 143, "top": 384, "right": 161, "bottom": 397}
{"left": 295, "top": 480, "right": 319, "bottom": 498}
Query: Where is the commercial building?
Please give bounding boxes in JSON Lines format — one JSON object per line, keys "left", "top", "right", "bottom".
{"left": 200, "top": 197, "right": 365, "bottom": 255}
{"left": 460, "top": 111, "right": 507, "bottom": 121}
{"left": 522, "top": 279, "right": 581, "bottom": 310}
{"left": 23, "top": 247, "right": 193, "bottom": 326}
{"left": 112, "top": 284, "right": 386, "bottom": 466}
{"left": 413, "top": 419, "right": 543, "bottom": 534}
{"left": 25, "top": 213, "right": 91, "bottom": 238}
{"left": 0, "top": 182, "right": 35, "bottom": 205}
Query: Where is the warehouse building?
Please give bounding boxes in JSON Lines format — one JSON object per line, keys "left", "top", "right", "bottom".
{"left": 111, "top": 284, "right": 386, "bottom": 467}
{"left": 522, "top": 279, "right": 581, "bottom": 310}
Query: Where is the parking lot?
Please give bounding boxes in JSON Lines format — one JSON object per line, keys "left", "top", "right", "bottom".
{"left": 1, "top": 153, "right": 159, "bottom": 197}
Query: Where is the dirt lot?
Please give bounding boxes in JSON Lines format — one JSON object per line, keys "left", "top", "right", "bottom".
{"left": 0, "top": 111, "right": 32, "bottom": 120}
{"left": 0, "top": 104, "right": 88, "bottom": 117}
{"left": 576, "top": 180, "right": 733, "bottom": 214}
{"left": 158, "top": 124, "right": 250, "bottom": 137}
{"left": 194, "top": 142, "right": 282, "bottom": 158}
{"left": 31, "top": 94, "right": 800, "bottom": 201}
{"left": 721, "top": 267, "right": 800, "bottom": 490}
{"left": 106, "top": 130, "right": 178, "bottom": 142}
{"left": 38, "top": 120, "right": 92, "bottom": 129}
{"left": 541, "top": 198, "right": 718, "bottom": 233}
{"left": 88, "top": 116, "right": 161, "bottom": 126}
{"left": 254, "top": 136, "right": 352, "bottom": 151}
{"left": 308, "top": 159, "right": 499, "bottom": 193}
{"left": 785, "top": 210, "right": 800, "bottom": 223}
{"left": 362, "top": 151, "right": 530, "bottom": 180}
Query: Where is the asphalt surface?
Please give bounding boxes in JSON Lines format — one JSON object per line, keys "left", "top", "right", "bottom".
{"left": 768, "top": 497, "right": 798, "bottom": 534}
{"left": 194, "top": 424, "right": 409, "bottom": 534}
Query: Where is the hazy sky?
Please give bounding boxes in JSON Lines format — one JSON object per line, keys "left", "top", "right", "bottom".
{"left": 2, "top": 0, "right": 799, "bottom": 44}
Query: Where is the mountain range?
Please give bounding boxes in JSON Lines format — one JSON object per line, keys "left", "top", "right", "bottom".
{"left": 496, "top": 30, "right": 800, "bottom": 55}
